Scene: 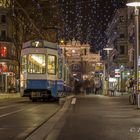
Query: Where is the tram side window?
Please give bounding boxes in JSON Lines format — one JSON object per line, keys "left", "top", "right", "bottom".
{"left": 48, "top": 55, "right": 56, "bottom": 75}
{"left": 64, "top": 65, "right": 69, "bottom": 82}
{"left": 21, "top": 55, "right": 27, "bottom": 73}
{"left": 58, "top": 58, "right": 62, "bottom": 79}
{"left": 28, "top": 54, "right": 46, "bottom": 74}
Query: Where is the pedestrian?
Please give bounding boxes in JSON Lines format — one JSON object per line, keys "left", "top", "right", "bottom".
{"left": 126, "top": 78, "right": 134, "bottom": 93}
{"left": 94, "top": 77, "right": 102, "bottom": 95}
{"left": 127, "top": 78, "right": 136, "bottom": 105}
{"left": 109, "top": 84, "right": 117, "bottom": 96}
{"left": 74, "top": 78, "right": 80, "bottom": 94}
{"left": 83, "top": 78, "right": 90, "bottom": 94}
{"left": 90, "top": 77, "right": 95, "bottom": 94}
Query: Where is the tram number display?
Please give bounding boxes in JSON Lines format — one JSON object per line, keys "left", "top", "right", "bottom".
{"left": 31, "top": 41, "right": 43, "bottom": 48}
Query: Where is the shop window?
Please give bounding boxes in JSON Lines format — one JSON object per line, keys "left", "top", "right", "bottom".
{"left": 48, "top": 55, "right": 56, "bottom": 75}
{"left": 2, "top": 65, "right": 7, "bottom": 72}
{"left": 0, "top": 64, "right": 2, "bottom": 73}
{"left": 1, "top": 15, "right": 6, "bottom": 23}
{"left": 0, "top": 46, "right": 7, "bottom": 57}
{"left": 9, "top": 65, "right": 12, "bottom": 71}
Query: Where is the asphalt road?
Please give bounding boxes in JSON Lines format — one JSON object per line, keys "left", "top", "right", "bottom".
{"left": 46, "top": 95, "right": 140, "bottom": 140}
{"left": 0, "top": 97, "right": 60, "bottom": 140}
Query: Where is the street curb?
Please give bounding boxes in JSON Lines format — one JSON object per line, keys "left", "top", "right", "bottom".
{"left": 0, "top": 93, "right": 20, "bottom": 100}
{"left": 25, "top": 95, "right": 74, "bottom": 140}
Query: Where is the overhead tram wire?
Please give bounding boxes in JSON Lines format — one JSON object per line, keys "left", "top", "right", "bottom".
{"left": 13, "top": 0, "right": 45, "bottom": 39}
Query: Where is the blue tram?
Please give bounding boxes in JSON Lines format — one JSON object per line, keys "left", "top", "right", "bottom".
{"left": 20, "top": 40, "right": 70, "bottom": 101}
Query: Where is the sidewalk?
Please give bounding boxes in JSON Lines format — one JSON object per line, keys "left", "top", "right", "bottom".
{"left": 0, "top": 92, "right": 21, "bottom": 100}
{"left": 106, "top": 90, "right": 129, "bottom": 97}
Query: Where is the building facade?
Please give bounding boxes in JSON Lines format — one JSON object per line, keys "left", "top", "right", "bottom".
{"left": 0, "top": 7, "right": 19, "bottom": 92}
{"left": 60, "top": 39, "right": 101, "bottom": 87}
{"left": 105, "top": 8, "right": 129, "bottom": 91}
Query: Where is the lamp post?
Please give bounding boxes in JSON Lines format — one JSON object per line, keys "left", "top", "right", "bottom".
{"left": 126, "top": 0, "right": 140, "bottom": 108}
{"left": 103, "top": 47, "right": 113, "bottom": 95}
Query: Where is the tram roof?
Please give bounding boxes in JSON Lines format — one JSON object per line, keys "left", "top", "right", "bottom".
{"left": 22, "top": 40, "right": 58, "bottom": 50}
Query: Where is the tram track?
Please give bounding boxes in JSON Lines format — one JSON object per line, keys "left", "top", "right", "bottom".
{"left": 0, "top": 97, "right": 68, "bottom": 140}
{"left": 24, "top": 96, "right": 73, "bottom": 140}
{"left": 23, "top": 106, "right": 61, "bottom": 140}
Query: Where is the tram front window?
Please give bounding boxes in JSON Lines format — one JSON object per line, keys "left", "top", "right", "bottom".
{"left": 28, "top": 54, "right": 46, "bottom": 74}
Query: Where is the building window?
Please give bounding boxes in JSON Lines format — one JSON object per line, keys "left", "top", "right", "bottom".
{"left": 120, "top": 45, "right": 125, "bottom": 55}
{"left": 1, "top": 30, "right": 6, "bottom": 38}
{"left": 11, "top": 46, "right": 16, "bottom": 56}
{"left": 1, "top": 15, "right": 6, "bottom": 23}
{"left": 84, "top": 49, "right": 87, "bottom": 55}
{"left": 0, "top": 46, "right": 7, "bottom": 57}
{"left": 120, "top": 34, "right": 125, "bottom": 38}
{"left": 120, "top": 16, "right": 125, "bottom": 22}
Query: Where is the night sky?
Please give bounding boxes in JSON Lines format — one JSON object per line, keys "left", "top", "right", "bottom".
{"left": 58, "top": 0, "right": 126, "bottom": 52}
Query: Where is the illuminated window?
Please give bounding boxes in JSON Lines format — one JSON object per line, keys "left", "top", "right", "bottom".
{"left": 0, "top": 64, "right": 2, "bottom": 73}
{"left": 48, "top": 55, "right": 56, "bottom": 75}
{"left": 1, "top": 46, "right": 7, "bottom": 57}
{"left": 2, "top": 65, "right": 7, "bottom": 72}
{"left": 28, "top": 54, "right": 46, "bottom": 74}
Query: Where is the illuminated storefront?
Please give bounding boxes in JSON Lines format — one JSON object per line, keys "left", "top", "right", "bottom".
{"left": 0, "top": 42, "right": 19, "bottom": 92}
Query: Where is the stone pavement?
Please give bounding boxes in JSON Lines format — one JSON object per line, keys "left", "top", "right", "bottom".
{"left": 45, "top": 94, "right": 140, "bottom": 140}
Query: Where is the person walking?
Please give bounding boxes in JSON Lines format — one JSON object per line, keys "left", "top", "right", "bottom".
{"left": 83, "top": 78, "right": 90, "bottom": 94}
{"left": 90, "top": 77, "right": 95, "bottom": 94}
{"left": 94, "top": 77, "right": 102, "bottom": 95}
{"left": 127, "top": 78, "right": 136, "bottom": 105}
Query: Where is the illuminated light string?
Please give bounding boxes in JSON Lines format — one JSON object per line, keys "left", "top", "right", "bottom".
{"left": 58, "top": 0, "right": 126, "bottom": 52}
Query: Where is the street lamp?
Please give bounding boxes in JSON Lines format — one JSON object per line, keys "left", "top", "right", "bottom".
{"left": 103, "top": 47, "right": 113, "bottom": 95}
{"left": 126, "top": 0, "right": 140, "bottom": 108}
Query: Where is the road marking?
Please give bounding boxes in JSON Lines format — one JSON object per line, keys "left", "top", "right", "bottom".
{"left": 71, "top": 98, "right": 76, "bottom": 105}
{"left": 0, "top": 104, "right": 24, "bottom": 110}
{"left": 0, "top": 104, "right": 43, "bottom": 118}
{"left": 0, "top": 109, "right": 25, "bottom": 118}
